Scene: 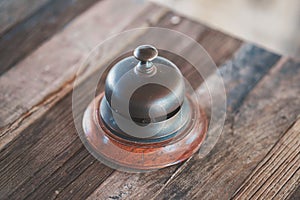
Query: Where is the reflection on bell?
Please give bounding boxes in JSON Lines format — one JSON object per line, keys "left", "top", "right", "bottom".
{"left": 82, "top": 45, "right": 207, "bottom": 172}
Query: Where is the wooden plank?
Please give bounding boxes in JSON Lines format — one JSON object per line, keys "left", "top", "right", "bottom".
{"left": 0, "top": 0, "right": 51, "bottom": 34}
{"left": 0, "top": 9, "right": 242, "bottom": 200}
{"left": 87, "top": 44, "right": 281, "bottom": 200}
{"left": 232, "top": 114, "right": 300, "bottom": 198}
{"left": 0, "top": 0, "right": 160, "bottom": 150}
{"left": 149, "top": 58, "right": 300, "bottom": 199}
{"left": 0, "top": 0, "right": 102, "bottom": 75}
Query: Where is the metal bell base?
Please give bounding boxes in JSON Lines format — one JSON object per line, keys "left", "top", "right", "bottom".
{"left": 82, "top": 93, "right": 207, "bottom": 172}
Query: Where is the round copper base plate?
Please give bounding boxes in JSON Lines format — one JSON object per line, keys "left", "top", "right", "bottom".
{"left": 81, "top": 94, "right": 207, "bottom": 172}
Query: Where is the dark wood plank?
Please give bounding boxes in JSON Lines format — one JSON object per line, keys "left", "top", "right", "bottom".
{"left": 150, "top": 57, "right": 300, "bottom": 199}
{"left": 0, "top": 0, "right": 50, "bottom": 34}
{"left": 233, "top": 117, "right": 300, "bottom": 199}
{"left": 0, "top": 0, "right": 154, "bottom": 150}
{"left": 0, "top": 9, "right": 242, "bottom": 200}
{"left": 220, "top": 44, "right": 282, "bottom": 112}
{"left": 0, "top": 0, "right": 101, "bottom": 75}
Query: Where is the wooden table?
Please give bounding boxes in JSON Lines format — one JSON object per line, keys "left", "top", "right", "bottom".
{"left": 0, "top": 0, "right": 299, "bottom": 199}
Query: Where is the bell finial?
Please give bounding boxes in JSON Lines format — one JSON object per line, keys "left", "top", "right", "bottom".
{"left": 133, "top": 45, "right": 158, "bottom": 62}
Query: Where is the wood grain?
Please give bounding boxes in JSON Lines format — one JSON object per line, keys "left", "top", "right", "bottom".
{"left": 233, "top": 117, "right": 300, "bottom": 199}
{"left": 0, "top": 0, "right": 156, "bottom": 150}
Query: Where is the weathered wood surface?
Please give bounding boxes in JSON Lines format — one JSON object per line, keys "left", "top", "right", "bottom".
{"left": 0, "top": 0, "right": 299, "bottom": 199}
